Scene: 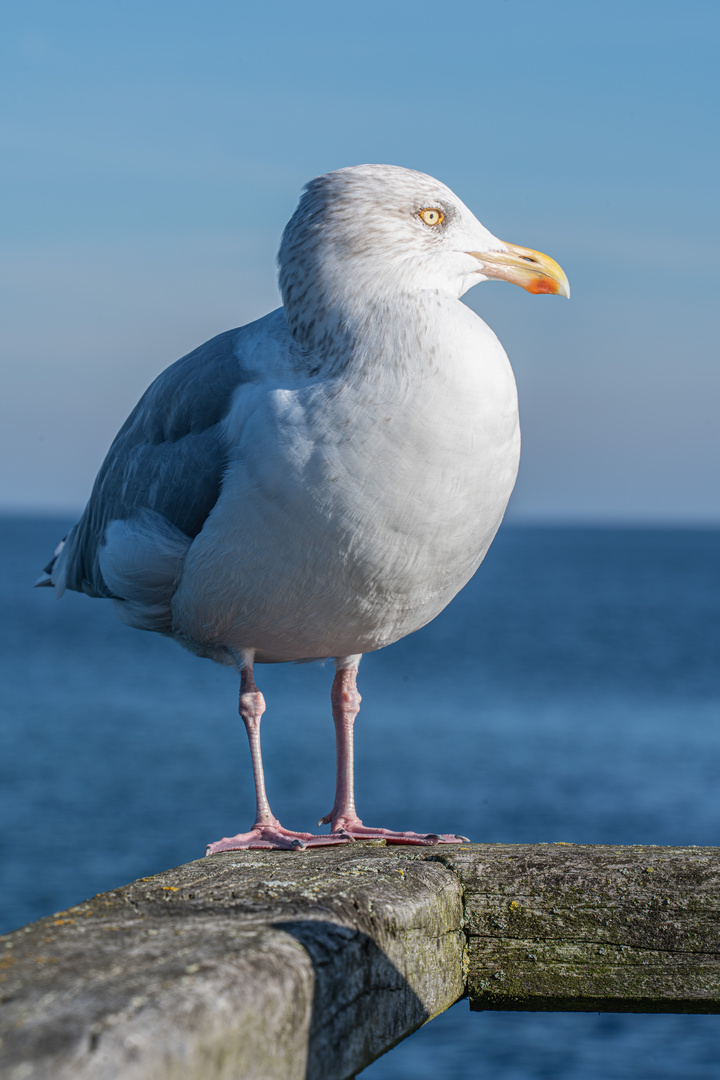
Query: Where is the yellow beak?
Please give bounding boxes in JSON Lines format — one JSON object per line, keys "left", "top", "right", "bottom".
{"left": 468, "top": 242, "right": 570, "bottom": 298}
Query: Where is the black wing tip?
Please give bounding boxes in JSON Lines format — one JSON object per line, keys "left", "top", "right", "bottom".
{"left": 36, "top": 535, "right": 68, "bottom": 587}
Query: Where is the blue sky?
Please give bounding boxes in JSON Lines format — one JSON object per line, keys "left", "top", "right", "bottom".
{"left": 1, "top": 0, "right": 718, "bottom": 519}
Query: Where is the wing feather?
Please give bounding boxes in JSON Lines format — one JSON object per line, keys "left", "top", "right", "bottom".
{"left": 50, "top": 326, "right": 247, "bottom": 599}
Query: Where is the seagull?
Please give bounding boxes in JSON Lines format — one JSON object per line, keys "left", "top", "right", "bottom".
{"left": 38, "top": 164, "right": 569, "bottom": 852}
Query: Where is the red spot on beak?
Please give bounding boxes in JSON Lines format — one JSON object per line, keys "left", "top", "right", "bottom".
{"left": 528, "top": 278, "right": 559, "bottom": 295}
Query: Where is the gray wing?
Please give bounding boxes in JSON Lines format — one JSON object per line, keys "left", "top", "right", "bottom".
{"left": 45, "top": 327, "right": 249, "bottom": 599}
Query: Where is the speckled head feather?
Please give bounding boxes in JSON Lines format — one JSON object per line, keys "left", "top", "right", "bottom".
{"left": 278, "top": 164, "right": 502, "bottom": 355}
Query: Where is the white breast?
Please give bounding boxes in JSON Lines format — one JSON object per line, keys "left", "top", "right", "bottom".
{"left": 171, "top": 296, "right": 520, "bottom": 663}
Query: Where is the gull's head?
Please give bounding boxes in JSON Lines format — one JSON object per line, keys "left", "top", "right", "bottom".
{"left": 279, "top": 164, "right": 568, "bottom": 349}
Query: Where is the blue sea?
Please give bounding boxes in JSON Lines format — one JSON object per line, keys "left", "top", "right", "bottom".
{"left": 2, "top": 517, "right": 719, "bottom": 1078}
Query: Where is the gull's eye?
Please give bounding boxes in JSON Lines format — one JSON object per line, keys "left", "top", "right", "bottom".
{"left": 419, "top": 207, "right": 444, "bottom": 227}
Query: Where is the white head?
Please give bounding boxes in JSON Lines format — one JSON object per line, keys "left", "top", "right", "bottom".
{"left": 278, "top": 164, "right": 568, "bottom": 352}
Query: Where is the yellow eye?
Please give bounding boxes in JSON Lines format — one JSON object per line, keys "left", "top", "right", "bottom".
{"left": 419, "top": 207, "right": 444, "bottom": 227}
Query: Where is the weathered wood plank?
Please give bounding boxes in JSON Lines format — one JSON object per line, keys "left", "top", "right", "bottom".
{"left": 4, "top": 843, "right": 720, "bottom": 1080}
{"left": 438, "top": 844, "right": 720, "bottom": 1012}
{"left": 0, "top": 845, "right": 465, "bottom": 1080}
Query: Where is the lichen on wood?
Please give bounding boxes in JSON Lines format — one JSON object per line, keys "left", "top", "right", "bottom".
{"left": 436, "top": 844, "right": 720, "bottom": 1013}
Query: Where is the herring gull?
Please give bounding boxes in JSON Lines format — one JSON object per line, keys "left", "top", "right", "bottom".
{"left": 38, "top": 164, "right": 569, "bottom": 851}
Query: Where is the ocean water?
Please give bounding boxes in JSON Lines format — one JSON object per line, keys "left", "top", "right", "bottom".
{"left": 2, "top": 517, "right": 719, "bottom": 1077}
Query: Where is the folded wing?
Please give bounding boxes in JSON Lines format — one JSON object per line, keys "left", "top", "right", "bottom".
{"left": 45, "top": 327, "right": 250, "bottom": 629}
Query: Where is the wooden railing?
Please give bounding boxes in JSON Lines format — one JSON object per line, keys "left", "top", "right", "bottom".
{"left": 2, "top": 843, "right": 719, "bottom": 1079}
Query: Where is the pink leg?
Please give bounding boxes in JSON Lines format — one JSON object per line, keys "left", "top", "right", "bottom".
{"left": 206, "top": 663, "right": 351, "bottom": 854}
{"left": 319, "top": 659, "right": 469, "bottom": 846}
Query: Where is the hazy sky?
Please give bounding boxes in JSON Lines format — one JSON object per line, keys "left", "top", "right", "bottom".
{"left": 2, "top": 0, "right": 718, "bottom": 520}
